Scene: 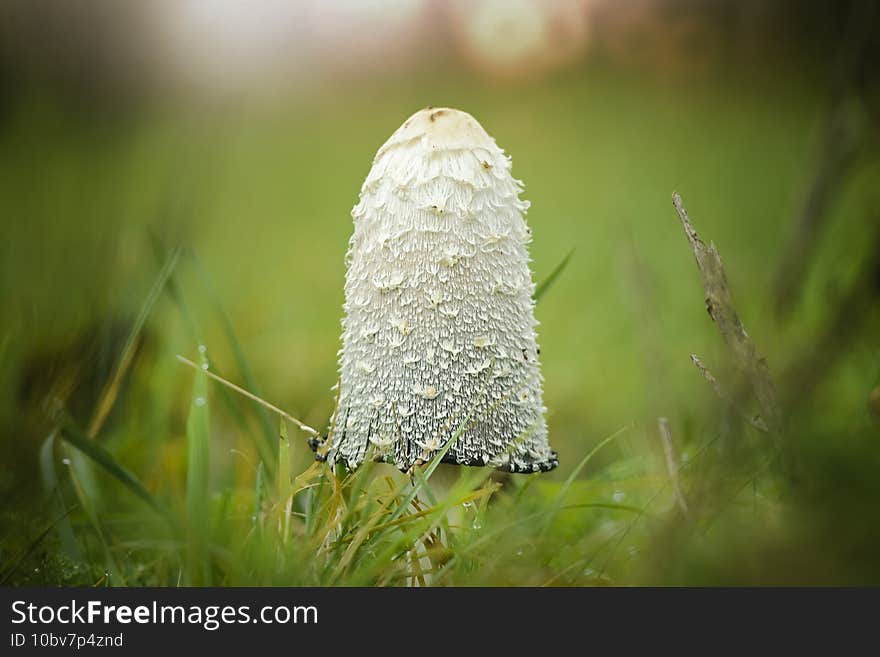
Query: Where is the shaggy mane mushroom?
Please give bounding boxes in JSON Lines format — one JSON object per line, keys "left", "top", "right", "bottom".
{"left": 314, "top": 107, "right": 557, "bottom": 474}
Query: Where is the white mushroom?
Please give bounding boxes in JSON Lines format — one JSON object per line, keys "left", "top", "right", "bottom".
{"left": 319, "top": 107, "right": 557, "bottom": 473}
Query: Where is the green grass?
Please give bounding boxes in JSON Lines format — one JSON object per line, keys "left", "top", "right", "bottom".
{"left": 2, "top": 63, "right": 879, "bottom": 586}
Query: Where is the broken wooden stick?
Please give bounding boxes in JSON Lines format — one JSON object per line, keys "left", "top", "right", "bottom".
{"left": 672, "top": 192, "right": 781, "bottom": 432}
{"left": 690, "top": 354, "right": 769, "bottom": 432}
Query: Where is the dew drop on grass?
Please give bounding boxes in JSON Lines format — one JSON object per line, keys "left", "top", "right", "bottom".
{"left": 612, "top": 490, "right": 625, "bottom": 503}
{"left": 62, "top": 458, "right": 71, "bottom": 465}
{"left": 198, "top": 344, "right": 207, "bottom": 354}
{"left": 195, "top": 397, "right": 206, "bottom": 407}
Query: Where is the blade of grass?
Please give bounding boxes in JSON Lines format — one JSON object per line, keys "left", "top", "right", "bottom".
{"left": 192, "top": 253, "right": 277, "bottom": 461}
{"left": 186, "top": 350, "right": 210, "bottom": 524}
{"left": 253, "top": 460, "right": 265, "bottom": 531}
{"left": 386, "top": 425, "right": 464, "bottom": 527}
{"left": 277, "top": 421, "right": 293, "bottom": 544}
{"left": 345, "top": 486, "right": 493, "bottom": 546}
{"left": 149, "top": 239, "right": 261, "bottom": 459}
{"left": 333, "top": 461, "right": 375, "bottom": 549}
{"left": 58, "top": 415, "right": 171, "bottom": 524}
{"left": 148, "top": 236, "right": 201, "bottom": 345}
{"left": 330, "top": 483, "right": 402, "bottom": 581}
{"left": 38, "top": 431, "right": 82, "bottom": 560}
{"left": 87, "top": 247, "right": 181, "bottom": 438}
{"left": 534, "top": 249, "right": 574, "bottom": 303}
{"left": 185, "top": 349, "right": 211, "bottom": 584}
{"left": 411, "top": 468, "right": 454, "bottom": 548}
{"left": 433, "top": 508, "right": 550, "bottom": 581}
{"left": 541, "top": 423, "right": 632, "bottom": 534}
{"left": 303, "top": 466, "right": 325, "bottom": 538}
{"left": 354, "top": 385, "right": 540, "bottom": 584}
{"left": 63, "top": 443, "right": 123, "bottom": 585}
{"left": 354, "top": 473, "right": 496, "bottom": 585}
{"left": 349, "top": 480, "right": 492, "bottom": 586}
{"left": 591, "top": 436, "right": 727, "bottom": 581}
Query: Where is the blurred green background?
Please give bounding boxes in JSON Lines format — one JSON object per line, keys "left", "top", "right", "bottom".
{"left": 2, "top": 0, "right": 879, "bottom": 586}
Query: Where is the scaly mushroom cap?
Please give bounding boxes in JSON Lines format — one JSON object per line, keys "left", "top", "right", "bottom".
{"left": 320, "top": 107, "right": 557, "bottom": 473}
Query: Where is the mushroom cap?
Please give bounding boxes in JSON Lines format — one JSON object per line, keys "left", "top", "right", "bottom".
{"left": 377, "top": 107, "right": 498, "bottom": 155}
{"left": 320, "top": 106, "right": 558, "bottom": 473}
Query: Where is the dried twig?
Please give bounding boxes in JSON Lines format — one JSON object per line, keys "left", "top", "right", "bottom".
{"left": 176, "top": 354, "right": 321, "bottom": 439}
{"left": 657, "top": 417, "right": 688, "bottom": 515}
{"left": 689, "top": 353, "right": 723, "bottom": 399}
{"left": 672, "top": 192, "right": 781, "bottom": 432}
{"left": 690, "top": 354, "right": 769, "bottom": 433}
